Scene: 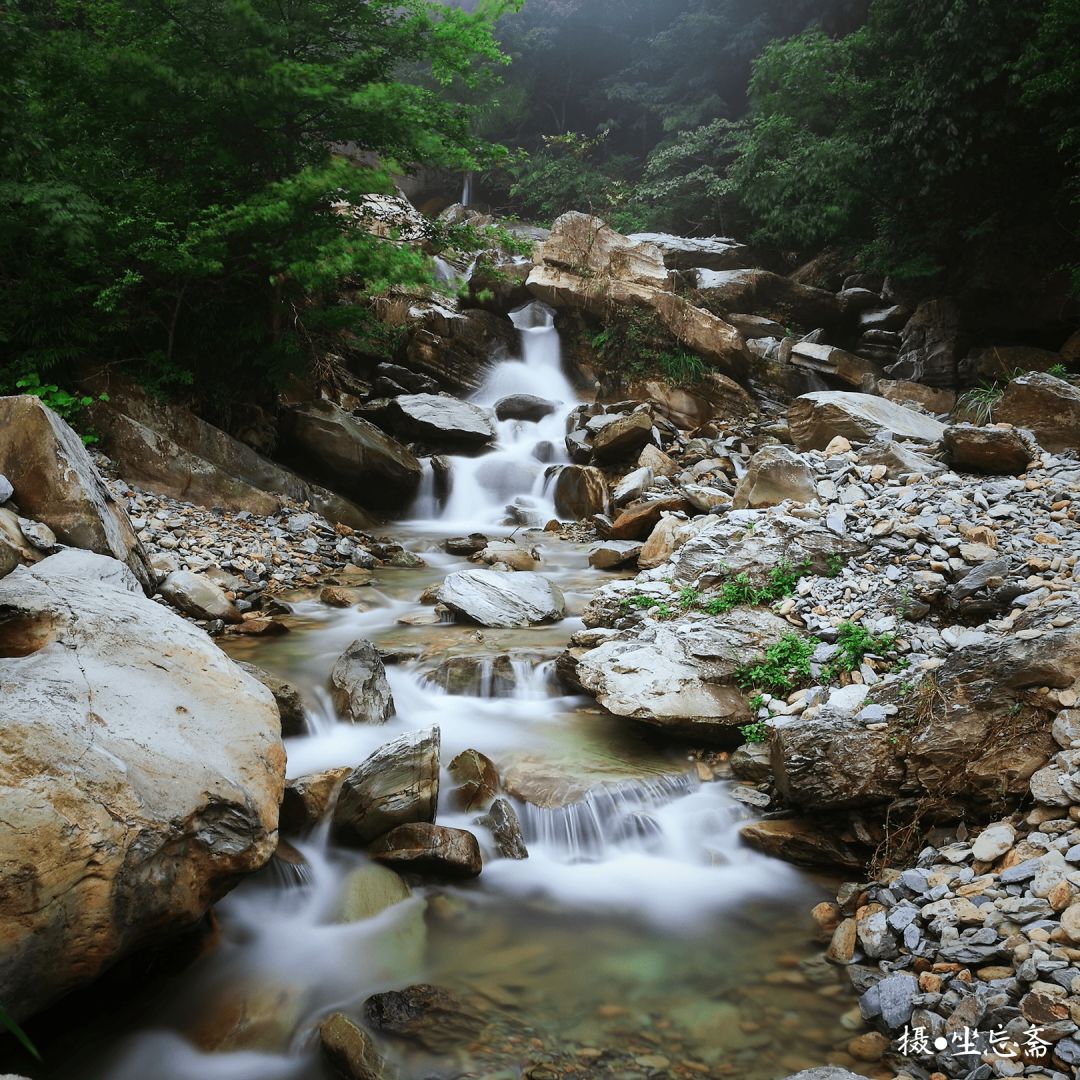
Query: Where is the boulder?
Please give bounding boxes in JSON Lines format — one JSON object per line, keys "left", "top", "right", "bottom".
{"left": 480, "top": 798, "right": 528, "bottom": 860}
{"left": 364, "top": 984, "right": 486, "bottom": 1053}
{"left": 472, "top": 540, "right": 540, "bottom": 571}
{"left": 331, "top": 728, "right": 440, "bottom": 847}
{"left": 318, "top": 1013, "right": 386, "bottom": 1080}
{"left": 0, "top": 473, "right": 11, "bottom": 503}
{"left": 788, "top": 342, "right": 882, "bottom": 388}
{"left": 0, "top": 507, "right": 43, "bottom": 580}
{"left": 528, "top": 214, "right": 750, "bottom": 373}
{"left": 0, "top": 396, "right": 153, "bottom": 591}
{"left": 610, "top": 496, "right": 692, "bottom": 541}
{"left": 437, "top": 569, "right": 565, "bottom": 628}
{"left": 280, "top": 768, "right": 349, "bottom": 832}
{"left": 693, "top": 268, "right": 842, "bottom": 330}
{"left": 494, "top": 394, "right": 558, "bottom": 422}
{"left": 82, "top": 380, "right": 374, "bottom": 529}
{"left": 378, "top": 393, "right": 495, "bottom": 451}
{"left": 996, "top": 372, "right": 1080, "bottom": 453}
{"left": 613, "top": 466, "right": 653, "bottom": 507}
{"left": 447, "top": 749, "right": 500, "bottom": 811}
{"left": 587, "top": 540, "right": 643, "bottom": 570}
{"left": 627, "top": 232, "right": 752, "bottom": 271}
{"left": 0, "top": 550, "right": 284, "bottom": 1020}
{"left": 628, "top": 375, "right": 756, "bottom": 428}
{"left": 370, "top": 823, "right": 482, "bottom": 880}
{"left": 942, "top": 423, "right": 1038, "bottom": 475}
{"left": 788, "top": 392, "right": 946, "bottom": 450}
{"left": 572, "top": 612, "right": 792, "bottom": 742}
{"left": 554, "top": 465, "right": 610, "bottom": 519}
{"left": 159, "top": 569, "right": 242, "bottom": 623}
{"left": 279, "top": 400, "right": 422, "bottom": 511}
{"left": 237, "top": 662, "right": 307, "bottom": 737}
{"left": 732, "top": 445, "right": 817, "bottom": 509}
{"left": 329, "top": 640, "right": 395, "bottom": 724}
{"left": 740, "top": 819, "right": 862, "bottom": 870}
{"left": 877, "top": 379, "right": 956, "bottom": 414}
{"left": 725, "top": 313, "right": 787, "bottom": 339}
{"left": 890, "top": 297, "right": 966, "bottom": 386}
{"left": 591, "top": 413, "right": 656, "bottom": 463}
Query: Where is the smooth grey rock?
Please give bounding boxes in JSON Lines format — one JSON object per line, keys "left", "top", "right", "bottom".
{"left": 437, "top": 569, "right": 565, "bottom": 628}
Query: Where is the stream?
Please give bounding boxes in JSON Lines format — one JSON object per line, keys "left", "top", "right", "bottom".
{"left": 33, "top": 305, "right": 857, "bottom": 1080}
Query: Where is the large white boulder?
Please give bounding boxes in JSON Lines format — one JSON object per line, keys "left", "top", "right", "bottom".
{"left": 0, "top": 550, "right": 285, "bottom": 1020}
{"left": 437, "top": 568, "right": 565, "bottom": 628}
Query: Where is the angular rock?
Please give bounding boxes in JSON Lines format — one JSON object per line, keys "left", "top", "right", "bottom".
{"left": 732, "top": 445, "right": 817, "bottom": 509}
{"left": 280, "top": 767, "right": 350, "bottom": 832}
{"left": 0, "top": 550, "right": 284, "bottom": 1019}
{"left": 330, "top": 640, "right": 395, "bottom": 724}
{"left": 740, "top": 819, "right": 862, "bottom": 869}
{"left": 610, "top": 496, "right": 691, "bottom": 541}
{"left": 494, "top": 394, "right": 558, "bottom": 422}
{"left": 591, "top": 412, "right": 656, "bottom": 464}
{"left": 236, "top": 661, "right": 307, "bottom": 737}
{"left": 0, "top": 395, "right": 153, "bottom": 591}
{"left": 588, "top": 540, "right": 643, "bottom": 570}
{"left": 319, "top": 1012, "right": 386, "bottom": 1080}
{"left": 331, "top": 728, "right": 439, "bottom": 847}
{"left": 890, "top": 297, "right": 964, "bottom": 386}
{"left": 447, "top": 748, "right": 500, "bottom": 811}
{"left": 878, "top": 379, "right": 956, "bottom": 414}
{"left": 379, "top": 393, "right": 495, "bottom": 450}
{"left": 789, "top": 342, "right": 882, "bottom": 388}
{"left": 554, "top": 464, "right": 610, "bottom": 519}
{"left": 943, "top": 423, "right": 1037, "bottom": 475}
{"left": 437, "top": 569, "right": 565, "bottom": 628}
{"left": 996, "top": 372, "right": 1080, "bottom": 453}
{"left": 160, "top": 569, "right": 242, "bottom": 623}
{"left": 788, "top": 391, "right": 946, "bottom": 450}
{"left": 693, "top": 268, "right": 843, "bottom": 330}
{"left": 370, "top": 822, "right": 482, "bottom": 880}
{"left": 279, "top": 400, "right": 422, "bottom": 511}
{"left": 628, "top": 232, "right": 752, "bottom": 271}
{"left": 480, "top": 798, "right": 529, "bottom": 860}
{"left": 364, "top": 984, "right": 486, "bottom": 1053}
{"left": 0, "top": 507, "right": 43, "bottom": 580}
{"left": 613, "top": 466, "right": 653, "bottom": 507}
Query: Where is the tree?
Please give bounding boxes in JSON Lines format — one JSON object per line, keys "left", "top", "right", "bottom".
{"left": 0, "top": 0, "right": 513, "bottom": 410}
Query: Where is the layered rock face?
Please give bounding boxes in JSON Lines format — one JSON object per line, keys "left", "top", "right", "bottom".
{"left": 0, "top": 550, "right": 285, "bottom": 1019}
{"left": 0, "top": 395, "right": 154, "bottom": 590}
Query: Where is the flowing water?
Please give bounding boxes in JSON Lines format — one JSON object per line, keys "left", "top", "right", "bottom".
{"left": 27, "top": 308, "right": 858, "bottom": 1080}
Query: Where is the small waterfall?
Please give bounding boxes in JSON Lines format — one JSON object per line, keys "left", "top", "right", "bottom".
{"left": 461, "top": 171, "right": 474, "bottom": 207}
{"left": 410, "top": 301, "right": 580, "bottom": 528}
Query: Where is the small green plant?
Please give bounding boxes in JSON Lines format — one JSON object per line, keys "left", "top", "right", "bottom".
{"left": 735, "top": 633, "right": 816, "bottom": 694}
{"left": 955, "top": 380, "right": 1004, "bottom": 425}
{"left": 657, "top": 350, "right": 705, "bottom": 385}
{"left": 825, "top": 553, "right": 844, "bottom": 578}
{"left": 619, "top": 593, "right": 675, "bottom": 620}
{"left": 739, "top": 719, "right": 768, "bottom": 743}
{"left": 703, "top": 559, "right": 808, "bottom": 614}
{"left": 15, "top": 373, "right": 108, "bottom": 445}
{"left": 677, "top": 585, "right": 702, "bottom": 610}
{"left": 1048, "top": 362, "right": 1069, "bottom": 379}
{"left": 748, "top": 693, "right": 766, "bottom": 713}
{"left": 0, "top": 1003, "right": 40, "bottom": 1061}
{"left": 823, "top": 621, "right": 896, "bottom": 679}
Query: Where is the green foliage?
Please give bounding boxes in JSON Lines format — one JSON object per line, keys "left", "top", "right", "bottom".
{"left": 955, "top": 381, "right": 1006, "bottom": 425}
{"left": 1048, "top": 362, "right": 1069, "bottom": 379}
{"left": 823, "top": 621, "right": 896, "bottom": 680}
{"left": 703, "top": 559, "right": 808, "bottom": 614}
{"left": 0, "top": 1003, "right": 40, "bottom": 1061}
{"left": 825, "top": 553, "right": 845, "bottom": 579}
{"left": 1, "top": 0, "right": 513, "bottom": 410}
{"left": 735, "top": 633, "right": 816, "bottom": 695}
{"left": 12, "top": 375, "right": 108, "bottom": 444}
{"left": 589, "top": 309, "right": 707, "bottom": 386}
{"left": 739, "top": 719, "right": 768, "bottom": 744}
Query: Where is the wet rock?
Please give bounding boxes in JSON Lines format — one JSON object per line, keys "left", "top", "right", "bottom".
{"left": 336, "top": 863, "right": 412, "bottom": 923}
{"left": 481, "top": 797, "right": 529, "bottom": 859}
{"left": 437, "top": 568, "right": 565, "bottom": 628}
{"left": 330, "top": 640, "right": 395, "bottom": 724}
{"left": 553, "top": 465, "right": 611, "bottom": 519}
{"left": 494, "top": 394, "right": 558, "bottom": 422}
{"left": 279, "top": 399, "right": 422, "bottom": 511}
{"left": 379, "top": 393, "right": 495, "bottom": 451}
{"left": 370, "top": 822, "right": 483, "bottom": 880}
{"left": 473, "top": 539, "right": 540, "bottom": 571}
{"left": 160, "top": 569, "right": 242, "bottom": 623}
{"left": 280, "top": 767, "right": 349, "bottom": 832}
{"left": 574, "top": 612, "right": 791, "bottom": 742}
{"left": 443, "top": 533, "right": 489, "bottom": 556}
{"left": 732, "top": 445, "right": 817, "bottom": 509}
{"left": 942, "top": 423, "right": 1037, "bottom": 475}
{"left": 0, "top": 395, "right": 153, "bottom": 591}
{"left": 364, "top": 984, "right": 486, "bottom": 1053}
{"left": 318, "top": 1012, "right": 386, "bottom": 1080}
{"left": 0, "top": 550, "right": 284, "bottom": 1020}
{"left": 588, "top": 539, "right": 643, "bottom": 570}
{"left": 996, "top": 371, "right": 1080, "bottom": 453}
{"left": 788, "top": 391, "right": 946, "bottom": 450}
{"left": 447, "top": 748, "right": 501, "bottom": 810}
{"left": 236, "top": 661, "right": 307, "bottom": 737}
{"left": 739, "top": 819, "right": 863, "bottom": 869}
{"left": 331, "top": 728, "right": 439, "bottom": 847}
{"left": 591, "top": 413, "right": 656, "bottom": 464}
{"left": 730, "top": 741, "right": 772, "bottom": 783}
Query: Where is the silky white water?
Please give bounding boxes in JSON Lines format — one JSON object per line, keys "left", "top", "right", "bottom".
{"left": 410, "top": 301, "right": 581, "bottom": 530}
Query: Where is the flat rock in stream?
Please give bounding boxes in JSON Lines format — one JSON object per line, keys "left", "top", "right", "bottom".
{"left": 437, "top": 568, "right": 565, "bottom": 628}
